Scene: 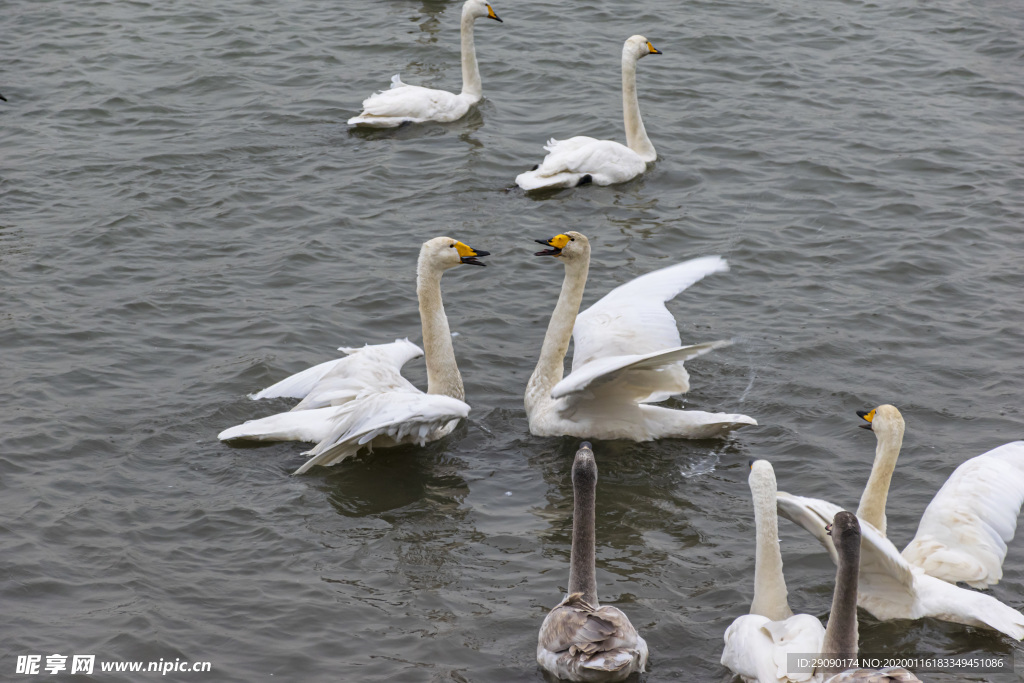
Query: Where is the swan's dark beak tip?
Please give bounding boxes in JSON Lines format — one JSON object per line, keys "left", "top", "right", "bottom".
{"left": 580, "top": 441, "right": 592, "bottom": 451}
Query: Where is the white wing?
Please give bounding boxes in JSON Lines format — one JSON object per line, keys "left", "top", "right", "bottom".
{"left": 572, "top": 255, "right": 730, "bottom": 368}
{"left": 776, "top": 492, "right": 918, "bottom": 608}
{"left": 249, "top": 339, "right": 423, "bottom": 409}
{"left": 293, "top": 391, "right": 470, "bottom": 474}
{"left": 902, "top": 441, "right": 1024, "bottom": 588}
{"left": 218, "top": 405, "right": 346, "bottom": 444}
{"left": 551, "top": 341, "right": 729, "bottom": 407}
{"left": 721, "top": 613, "right": 824, "bottom": 683}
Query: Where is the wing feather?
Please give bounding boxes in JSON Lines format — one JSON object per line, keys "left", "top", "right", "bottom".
{"left": 902, "top": 441, "right": 1024, "bottom": 588}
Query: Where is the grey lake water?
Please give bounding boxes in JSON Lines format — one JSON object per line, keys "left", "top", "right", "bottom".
{"left": 3, "top": 0, "right": 1024, "bottom": 680}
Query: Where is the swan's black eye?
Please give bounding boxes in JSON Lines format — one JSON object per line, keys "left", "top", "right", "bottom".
{"left": 450, "top": 243, "right": 455, "bottom": 248}
{"left": 569, "top": 237, "right": 575, "bottom": 241}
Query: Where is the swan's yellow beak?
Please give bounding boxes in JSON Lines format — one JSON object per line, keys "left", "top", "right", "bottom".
{"left": 534, "top": 234, "right": 570, "bottom": 256}
{"left": 857, "top": 408, "right": 875, "bottom": 430}
{"left": 486, "top": 4, "right": 502, "bottom": 22}
{"left": 647, "top": 41, "right": 661, "bottom": 55}
{"left": 454, "top": 241, "right": 489, "bottom": 266}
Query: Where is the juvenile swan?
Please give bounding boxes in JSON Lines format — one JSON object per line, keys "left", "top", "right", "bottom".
{"left": 721, "top": 460, "right": 825, "bottom": 683}
{"left": 516, "top": 36, "right": 662, "bottom": 190}
{"left": 347, "top": 0, "right": 502, "bottom": 127}
{"left": 537, "top": 443, "right": 648, "bottom": 682}
{"left": 219, "top": 237, "right": 489, "bottom": 474}
{"left": 526, "top": 232, "right": 756, "bottom": 440}
{"left": 819, "top": 512, "right": 922, "bottom": 683}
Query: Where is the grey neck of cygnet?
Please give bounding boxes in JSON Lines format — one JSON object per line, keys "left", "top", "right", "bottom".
{"left": 567, "top": 453, "right": 599, "bottom": 606}
{"left": 821, "top": 523, "right": 860, "bottom": 675}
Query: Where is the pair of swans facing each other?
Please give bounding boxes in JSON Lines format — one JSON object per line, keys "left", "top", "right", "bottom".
{"left": 220, "top": 232, "right": 755, "bottom": 472}
{"left": 722, "top": 460, "right": 921, "bottom": 683}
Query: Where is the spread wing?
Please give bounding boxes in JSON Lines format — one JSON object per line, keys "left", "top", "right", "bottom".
{"left": 551, "top": 341, "right": 729, "bottom": 412}
{"left": 293, "top": 390, "right": 469, "bottom": 474}
{"left": 776, "top": 492, "right": 918, "bottom": 608}
{"left": 249, "top": 339, "right": 424, "bottom": 409}
{"left": 902, "top": 441, "right": 1024, "bottom": 588}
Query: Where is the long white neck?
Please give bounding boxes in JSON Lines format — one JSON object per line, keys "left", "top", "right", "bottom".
{"left": 459, "top": 7, "right": 482, "bottom": 100}
{"left": 750, "top": 469, "right": 793, "bottom": 621}
{"left": 855, "top": 426, "right": 903, "bottom": 536}
{"left": 525, "top": 258, "right": 590, "bottom": 416}
{"left": 417, "top": 261, "right": 464, "bottom": 400}
{"left": 622, "top": 49, "right": 655, "bottom": 162}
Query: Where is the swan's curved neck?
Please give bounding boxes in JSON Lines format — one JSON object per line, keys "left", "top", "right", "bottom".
{"left": 821, "top": 531, "right": 860, "bottom": 675}
{"left": 750, "top": 473, "right": 792, "bottom": 621}
{"left": 459, "top": 8, "right": 482, "bottom": 100}
{"left": 622, "top": 50, "right": 655, "bottom": 162}
{"left": 417, "top": 261, "right": 464, "bottom": 400}
{"left": 568, "top": 465, "right": 599, "bottom": 605}
{"left": 525, "top": 257, "right": 590, "bottom": 415}
{"left": 855, "top": 426, "right": 903, "bottom": 536}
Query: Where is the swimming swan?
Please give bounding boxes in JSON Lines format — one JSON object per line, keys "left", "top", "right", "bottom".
{"left": 781, "top": 405, "right": 1024, "bottom": 589}
{"left": 721, "top": 460, "right": 825, "bottom": 683}
{"left": 537, "top": 443, "right": 648, "bottom": 682}
{"left": 526, "top": 232, "right": 757, "bottom": 440}
{"left": 515, "top": 36, "right": 661, "bottom": 190}
{"left": 219, "top": 237, "right": 489, "bottom": 474}
{"left": 347, "top": 0, "right": 502, "bottom": 127}
{"left": 775, "top": 409, "right": 1024, "bottom": 638}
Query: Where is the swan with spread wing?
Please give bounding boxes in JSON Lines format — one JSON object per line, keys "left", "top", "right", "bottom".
{"left": 525, "top": 232, "right": 756, "bottom": 440}
{"left": 219, "top": 237, "right": 488, "bottom": 474}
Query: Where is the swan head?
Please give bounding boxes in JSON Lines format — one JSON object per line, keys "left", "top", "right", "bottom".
{"left": 748, "top": 458, "right": 777, "bottom": 497}
{"left": 624, "top": 35, "right": 661, "bottom": 60}
{"left": 826, "top": 511, "right": 861, "bottom": 558}
{"left": 857, "top": 404, "right": 905, "bottom": 442}
{"left": 464, "top": 0, "right": 502, "bottom": 22}
{"left": 572, "top": 442, "right": 597, "bottom": 488}
{"left": 420, "top": 236, "right": 490, "bottom": 272}
{"left": 533, "top": 231, "right": 590, "bottom": 263}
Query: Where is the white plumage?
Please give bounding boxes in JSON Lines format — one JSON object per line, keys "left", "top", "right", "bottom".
{"left": 516, "top": 36, "right": 662, "bottom": 190}
{"left": 526, "top": 232, "right": 756, "bottom": 440}
{"left": 347, "top": 0, "right": 502, "bottom": 127}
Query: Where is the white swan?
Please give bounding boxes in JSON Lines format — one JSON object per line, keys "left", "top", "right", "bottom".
{"left": 722, "top": 460, "right": 825, "bottom": 683}
{"left": 779, "top": 404, "right": 1024, "bottom": 587}
{"left": 516, "top": 35, "right": 661, "bottom": 190}
{"left": 347, "top": 0, "right": 502, "bottom": 127}
{"left": 219, "top": 237, "right": 489, "bottom": 474}
{"left": 775, "top": 408, "right": 1024, "bottom": 638}
{"left": 537, "top": 443, "right": 648, "bottom": 682}
{"left": 723, "top": 466, "right": 923, "bottom": 683}
{"left": 525, "top": 232, "right": 757, "bottom": 440}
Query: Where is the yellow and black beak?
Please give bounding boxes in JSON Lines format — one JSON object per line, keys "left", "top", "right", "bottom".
{"left": 455, "top": 241, "right": 489, "bottom": 266}
{"left": 857, "top": 408, "right": 875, "bottom": 431}
{"left": 647, "top": 41, "right": 661, "bottom": 55}
{"left": 486, "top": 4, "right": 502, "bottom": 22}
{"left": 534, "top": 234, "right": 570, "bottom": 256}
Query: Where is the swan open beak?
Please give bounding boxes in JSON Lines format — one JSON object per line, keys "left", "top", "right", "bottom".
{"left": 857, "top": 408, "right": 875, "bottom": 430}
{"left": 486, "top": 4, "right": 502, "bottom": 22}
{"left": 647, "top": 41, "right": 661, "bottom": 55}
{"left": 534, "top": 234, "right": 570, "bottom": 256}
{"left": 455, "top": 241, "right": 489, "bottom": 266}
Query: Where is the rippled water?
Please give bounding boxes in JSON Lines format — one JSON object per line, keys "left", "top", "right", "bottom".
{"left": 3, "top": 0, "right": 1024, "bottom": 680}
